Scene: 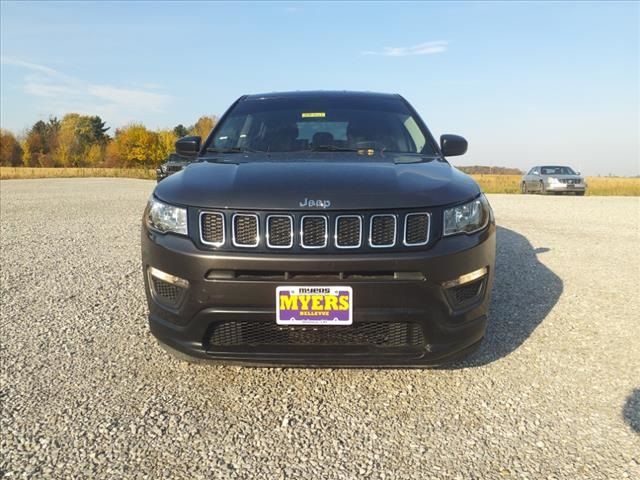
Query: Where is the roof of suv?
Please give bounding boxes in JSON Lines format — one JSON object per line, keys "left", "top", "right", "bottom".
{"left": 242, "top": 90, "right": 401, "bottom": 101}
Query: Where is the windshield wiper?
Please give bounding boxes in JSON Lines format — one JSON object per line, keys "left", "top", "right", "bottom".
{"left": 393, "top": 155, "right": 437, "bottom": 164}
{"left": 309, "top": 145, "right": 361, "bottom": 152}
{"left": 206, "top": 147, "right": 262, "bottom": 154}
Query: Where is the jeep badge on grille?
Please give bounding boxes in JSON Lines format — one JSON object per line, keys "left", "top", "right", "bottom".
{"left": 299, "top": 198, "right": 331, "bottom": 208}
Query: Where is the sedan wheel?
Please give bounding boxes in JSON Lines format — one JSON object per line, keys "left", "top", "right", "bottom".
{"left": 539, "top": 181, "right": 546, "bottom": 195}
{"left": 521, "top": 182, "right": 528, "bottom": 194}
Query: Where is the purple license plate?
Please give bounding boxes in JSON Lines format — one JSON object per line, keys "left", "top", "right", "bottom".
{"left": 276, "top": 286, "right": 353, "bottom": 325}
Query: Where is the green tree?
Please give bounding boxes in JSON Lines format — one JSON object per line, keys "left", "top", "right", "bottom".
{"left": 0, "top": 130, "right": 24, "bottom": 166}
{"left": 173, "top": 124, "right": 188, "bottom": 138}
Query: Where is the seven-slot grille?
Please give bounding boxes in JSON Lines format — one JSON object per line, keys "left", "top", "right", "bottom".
{"left": 200, "top": 211, "right": 431, "bottom": 250}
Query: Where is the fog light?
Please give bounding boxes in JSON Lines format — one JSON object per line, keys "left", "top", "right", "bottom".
{"left": 442, "top": 267, "right": 487, "bottom": 289}
{"left": 148, "top": 267, "right": 189, "bottom": 288}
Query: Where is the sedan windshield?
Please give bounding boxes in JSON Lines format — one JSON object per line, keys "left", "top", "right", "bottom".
{"left": 207, "top": 95, "right": 434, "bottom": 155}
{"left": 541, "top": 166, "right": 576, "bottom": 175}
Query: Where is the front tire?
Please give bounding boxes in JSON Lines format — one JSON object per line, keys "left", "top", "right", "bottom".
{"left": 539, "top": 181, "right": 546, "bottom": 195}
{"left": 521, "top": 182, "right": 528, "bottom": 194}
{"left": 576, "top": 191, "right": 585, "bottom": 196}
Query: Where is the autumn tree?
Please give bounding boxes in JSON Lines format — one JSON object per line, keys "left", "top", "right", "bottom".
{"left": 156, "top": 130, "right": 178, "bottom": 163}
{"left": 112, "top": 124, "right": 161, "bottom": 167}
{"left": 55, "top": 114, "right": 110, "bottom": 166}
{"left": 56, "top": 114, "right": 82, "bottom": 166}
{"left": 0, "top": 130, "right": 24, "bottom": 166}
{"left": 24, "top": 118, "right": 59, "bottom": 166}
{"left": 189, "top": 115, "right": 217, "bottom": 139}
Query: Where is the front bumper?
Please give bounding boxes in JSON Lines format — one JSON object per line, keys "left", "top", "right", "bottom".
{"left": 141, "top": 223, "right": 496, "bottom": 367}
{"left": 546, "top": 183, "right": 586, "bottom": 192}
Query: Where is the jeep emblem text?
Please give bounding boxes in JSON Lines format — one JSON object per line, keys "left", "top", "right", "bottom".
{"left": 299, "top": 198, "right": 331, "bottom": 208}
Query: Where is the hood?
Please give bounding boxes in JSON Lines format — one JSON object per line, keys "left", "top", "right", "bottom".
{"left": 543, "top": 174, "right": 583, "bottom": 179}
{"left": 154, "top": 153, "right": 480, "bottom": 210}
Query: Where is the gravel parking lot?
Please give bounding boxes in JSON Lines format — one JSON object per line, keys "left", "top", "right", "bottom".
{"left": 1, "top": 178, "right": 639, "bottom": 479}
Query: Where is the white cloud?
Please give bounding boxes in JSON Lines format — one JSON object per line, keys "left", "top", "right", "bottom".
{"left": 87, "top": 85, "right": 170, "bottom": 113}
{"left": 1, "top": 56, "right": 70, "bottom": 79}
{"left": 1, "top": 56, "right": 172, "bottom": 126}
{"left": 363, "top": 41, "right": 448, "bottom": 57}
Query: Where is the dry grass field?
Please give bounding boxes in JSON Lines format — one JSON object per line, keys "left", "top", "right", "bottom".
{"left": 0, "top": 167, "right": 156, "bottom": 181}
{"left": 1, "top": 167, "right": 638, "bottom": 195}
{"left": 473, "top": 174, "right": 640, "bottom": 196}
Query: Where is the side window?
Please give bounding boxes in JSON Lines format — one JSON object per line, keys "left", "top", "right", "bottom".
{"left": 527, "top": 168, "right": 536, "bottom": 175}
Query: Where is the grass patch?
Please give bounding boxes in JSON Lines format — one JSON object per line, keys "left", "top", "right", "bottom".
{"left": 1, "top": 167, "right": 638, "bottom": 196}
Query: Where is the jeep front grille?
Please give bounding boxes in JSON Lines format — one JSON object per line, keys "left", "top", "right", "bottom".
{"left": 199, "top": 210, "right": 432, "bottom": 251}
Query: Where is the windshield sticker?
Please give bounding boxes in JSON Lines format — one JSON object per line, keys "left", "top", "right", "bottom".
{"left": 301, "top": 112, "right": 326, "bottom": 118}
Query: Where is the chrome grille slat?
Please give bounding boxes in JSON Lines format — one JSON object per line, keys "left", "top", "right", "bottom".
{"left": 369, "top": 214, "right": 396, "bottom": 248}
{"left": 300, "top": 215, "right": 328, "bottom": 249}
{"left": 403, "top": 213, "right": 430, "bottom": 247}
{"left": 232, "top": 214, "right": 259, "bottom": 247}
{"left": 335, "top": 215, "right": 362, "bottom": 249}
{"left": 266, "top": 215, "right": 293, "bottom": 249}
{"left": 200, "top": 212, "right": 225, "bottom": 247}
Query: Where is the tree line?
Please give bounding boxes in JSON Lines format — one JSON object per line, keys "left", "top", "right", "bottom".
{"left": 0, "top": 114, "right": 217, "bottom": 168}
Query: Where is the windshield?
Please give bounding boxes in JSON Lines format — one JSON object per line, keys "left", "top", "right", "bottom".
{"left": 208, "top": 95, "right": 434, "bottom": 155}
{"left": 540, "top": 166, "right": 576, "bottom": 175}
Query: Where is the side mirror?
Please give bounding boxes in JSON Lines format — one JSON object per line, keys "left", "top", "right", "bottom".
{"left": 576, "top": 171, "right": 581, "bottom": 175}
{"left": 175, "top": 136, "right": 201, "bottom": 157}
{"left": 440, "top": 134, "right": 468, "bottom": 157}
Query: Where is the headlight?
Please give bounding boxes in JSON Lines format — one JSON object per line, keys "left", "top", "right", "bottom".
{"left": 146, "top": 198, "right": 188, "bottom": 235}
{"left": 547, "top": 177, "right": 559, "bottom": 184}
{"left": 443, "top": 195, "right": 491, "bottom": 236}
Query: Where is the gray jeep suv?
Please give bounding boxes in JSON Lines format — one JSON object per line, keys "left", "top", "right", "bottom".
{"left": 141, "top": 91, "right": 496, "bottom": 367}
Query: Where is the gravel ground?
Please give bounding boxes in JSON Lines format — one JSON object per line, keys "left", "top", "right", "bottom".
{"left": 1, "top": 178, "right": 639, "bottom": 479}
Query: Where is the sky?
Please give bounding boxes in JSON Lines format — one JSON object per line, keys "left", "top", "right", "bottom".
{"left": 1, "top": 1, "right": 638, "bottom": 176}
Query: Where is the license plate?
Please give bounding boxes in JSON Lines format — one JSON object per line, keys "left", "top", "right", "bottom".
{"left": 276, "top": 286, "right": 353, "bottom": 325}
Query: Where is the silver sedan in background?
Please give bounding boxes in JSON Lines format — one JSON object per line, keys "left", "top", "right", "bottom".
{"left": 521, "top": 165, "right": 587, "bottom": 195}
